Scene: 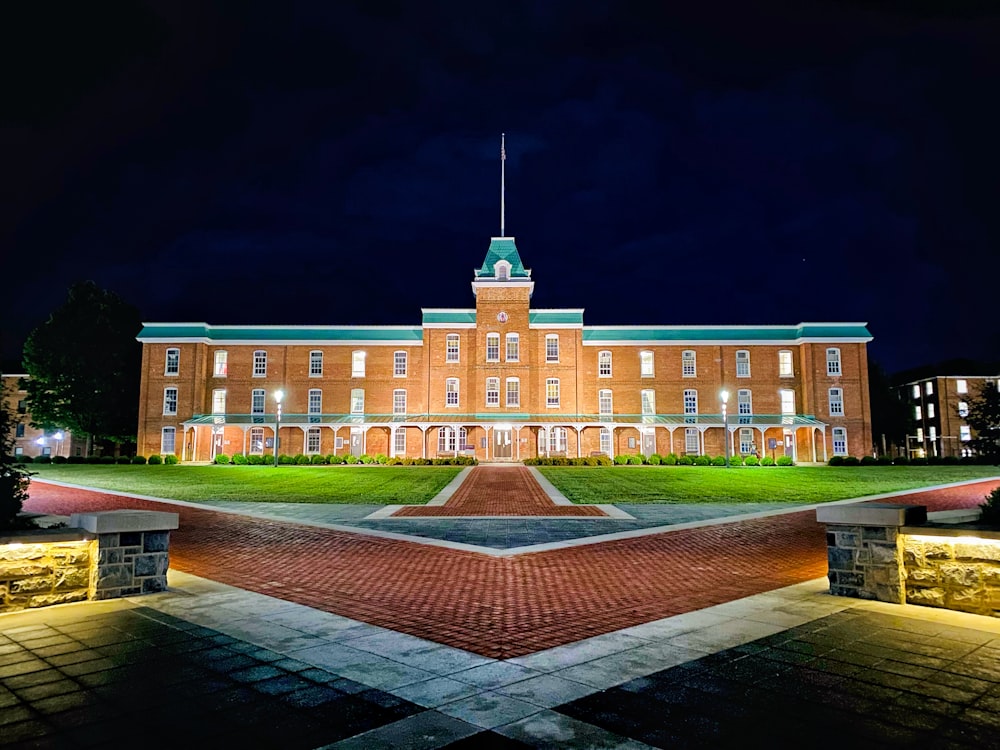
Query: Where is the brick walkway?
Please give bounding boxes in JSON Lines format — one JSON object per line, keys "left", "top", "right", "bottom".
{"left": 22, "top": 479, "right": 1000, "bottom": 659}
{"left": 393, "top": 466, "right": 608, "bottom": 517}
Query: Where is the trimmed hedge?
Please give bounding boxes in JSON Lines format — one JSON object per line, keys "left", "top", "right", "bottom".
{"left": 164, "top": 455, "right": 179, "bottom": 465}
{"left": 215, "top": 454, "right": 230, "bottom": 465}
{"left": 148, "top": 455, "right": 163, "bottom": 465}
{"left": 131, "top": 455, "right": 147, "bottom": 465}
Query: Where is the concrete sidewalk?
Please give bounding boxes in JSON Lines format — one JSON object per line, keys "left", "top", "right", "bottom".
{"left": 3, "top": 570, "right": 1000, "bottom": 749}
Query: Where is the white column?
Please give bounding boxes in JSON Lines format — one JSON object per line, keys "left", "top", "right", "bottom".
{"left": 575, "top": 426, "right": 582, "bottom": 458}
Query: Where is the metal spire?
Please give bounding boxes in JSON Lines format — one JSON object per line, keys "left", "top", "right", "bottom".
{"left": 500, "top": 133, "right": 506, "bottom": 237}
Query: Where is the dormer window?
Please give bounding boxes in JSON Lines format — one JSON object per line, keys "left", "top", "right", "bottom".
{"left": 494, "top": 260, "right": 511, "bottom": 280}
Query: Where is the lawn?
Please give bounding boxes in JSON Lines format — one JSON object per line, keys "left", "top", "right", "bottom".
{"left": 28, "top": 464, "right": 463, "bottom": 504}
{"left": 538, "top": 465, "right": 1000, "bottom": 504}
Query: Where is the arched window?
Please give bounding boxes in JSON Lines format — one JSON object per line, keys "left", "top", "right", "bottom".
{"left": 598, "top": 350, "right": 612, "bottom": 377}
{"left": 826, "top": 348, "right": 841, "bottom": 376}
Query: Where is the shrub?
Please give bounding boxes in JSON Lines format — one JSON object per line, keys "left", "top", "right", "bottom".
{"left": 86, "top": 455, "right": 102, "bottom": 464}
{"left": 941, "top": 455, "right": 959, "bottom": 465}
{"left": 744, "top": 455, "right": 760, "bottom": 466}
{"left": 215, "top": 454, "right": 230, "bottom": 465}
{"left": 100, "top": 456, "right": 116, "bottom": 465}
{"left": 860, "top": 456, "right": 877, "bottom": 466}
{"left": 628, "top": 454, "right": 643, "bottom": 465}
{"left": 295, "top": 454, "right": 311, "bottom": 465}
{"left": 148, "top": 455, "right": 163, "bottom": 465}
{"left": 279, "top": 454, "right": 295, "bottom": 465}
{"left": 730, "top": 454, "right": 744, "bottom": 467}
{"left": 594, "top": 455, "right": 612, "bottom": 466}
{"left": 232, "top": 454, "right": 248, "bottom": 465}
{"left": 647, "top": 453, "right": 662, "bottom": 466}
{"left": 663, "top": 453, "right": 678, "bottom": 466}
{"left": 131, "top": 455, "right": 147, "bottom": 465}
{"left": 760, "top": 456, "right": 775, "bottom": 466}
{"left": 776, "top": 456, "right": 794, "bottom": 466}
{"left": 35, "top": 455, "right": 52, "bottom": 464}
{"left": 67, "top": 455, "right": 86, "bottom": 464}
{"left": 310, "top": 454, "right": 327, "bottom": 465}
{"left": 345, "top": 454, "right": 359, "bottom": 464}
{"left": 693, "top": 455, "right": 711, "bottom": 466}
{"left": 163, "top": 455, "right": 179, "bottom": 465}
{"left": 876, "top": 455, "right": 893, "bottom": 465}
{"left": 116, "top": 456, "right": 131, "bottom": 465}
{"left": 678, "top": 455, "right": 694, "bottom": 465}
{"left": 842, "top": 456, "right": 860, "bottom": 466}
{"left": 374, "top": 453, "right": 388, "bottom": 465}
{"left": 711, "top": 455, "right": 726, "bottom": 466}
{"left": 248, "top": 454, "right": 264, "bottom": 465}
{"left": 979, "top": 487, "right": 1000, "bottom": 526}
{"left": 828, "top": 456, "right": 845, "bottom": 466}
{"left": 892, "top": 455, "right": 910, "bottom": 466}
{"left": 328, "top": 454, "right": 344, "bottom": 465}
{"left": 910, "top": 457, "right": 928, "bottom": 466}
{"left": 14, "top": 455, "right": 33, "bottom": 464}
{"left": 613, "top": 454, "right": 629, "bottom": 465}
{"left": 52, "top": 455, "right": 68, "bottom": 464}
{"left": 360, "top": 454, "right": 374, "bottom": 464}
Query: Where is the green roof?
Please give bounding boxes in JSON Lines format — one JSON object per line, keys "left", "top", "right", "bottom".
{"left": 474, "top": 237, "right": 530, "bottom": 279}
{"left": 529, "top": 311, "right": 584, "bottom": 326}
{"left": 582, "top": 323, "right": 872, "bottom": 343}
{"left": 421, "top": 310, "right": 476, "bottom": 325}
{"left": 138, "top": 324, "right": 423, "bottom": 343}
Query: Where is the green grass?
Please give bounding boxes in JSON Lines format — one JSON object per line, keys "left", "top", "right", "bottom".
{"left": 28, "top": 464, "right": 463, "bottom": 504}
{"left": 538, "top": 465, "right": 1000, "bottom": 504}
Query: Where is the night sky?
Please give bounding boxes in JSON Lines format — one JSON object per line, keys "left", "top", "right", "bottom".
{"left": 3, "top": 1, "right": 998, "bottom": 375}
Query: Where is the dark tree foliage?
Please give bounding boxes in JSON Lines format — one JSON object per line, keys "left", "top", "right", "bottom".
{"left": 22, "top": 282, "right": 141, "bottom": 452}
{"left": 0, "top": 378, "right": 32, "bottom": 528}
{"left": 868, "top": 360, "right": 911, "bottom": 456}
{"left": 965, "top": 380, "right": 1000, "bottom": 463}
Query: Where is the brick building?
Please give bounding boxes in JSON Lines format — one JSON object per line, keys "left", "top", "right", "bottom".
{"left": 136, "top": 236, "right": 873, "bottom": 463}
{"left": 894, "top": 362, "right": 1000, "bottom": 459}
{"left": 2, "top": 374, "right": 79, "bottom": 458}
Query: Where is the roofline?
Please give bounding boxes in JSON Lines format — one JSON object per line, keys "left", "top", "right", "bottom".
{"left": 583, "top": 322, "right": 869, "bottom": 331}
{"left": 583, "top": 337, "right": 873, "bottom": 347}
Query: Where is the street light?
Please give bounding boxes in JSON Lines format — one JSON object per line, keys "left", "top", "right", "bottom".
{"left": 273, "top": 390, "right": 284, "bottom": 468}
{"left": 720, "top": 389, "right": 730, "bottom": 468}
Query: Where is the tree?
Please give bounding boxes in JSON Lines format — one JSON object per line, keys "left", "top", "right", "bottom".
{"left": 868, "top": 360, "right": 911, "bottom": 456}
{"left": 965, "top": 380, "right": 1000, "bottom": 463}
{"left": 22, "top": 282, "right": 141, "bottom": 454}
{"left": 0, "top": 377, "right": 32, "bottom": 528}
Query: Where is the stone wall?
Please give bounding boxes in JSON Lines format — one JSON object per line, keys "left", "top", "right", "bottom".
{"left": 903, "top": 533, "right": 1000, "bottom": 617}
{"left": 0, "top": 532, "right": 97, "bottom": 613}
{"left": 94, "top": 530, "right": 170, "bottom": 599}
{"left": 824, "top": 523, "right": 905, "bottom": 604}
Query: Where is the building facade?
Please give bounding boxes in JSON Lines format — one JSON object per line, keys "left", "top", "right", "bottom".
{"left": 2, "top": 374, "right": 78, "bottom": 458}
{"left": 894, "top": 366, "right": 999, "bottom": 459}
{"left": 136, "top": 237, "right": 873, "bottom": 463}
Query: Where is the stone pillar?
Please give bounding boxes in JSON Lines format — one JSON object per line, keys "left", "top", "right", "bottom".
{"left": 69, "top": 511, "right": 179, "bottom": 600}
{"left": 816, "top": 504, "right": 927, "bottom": 604}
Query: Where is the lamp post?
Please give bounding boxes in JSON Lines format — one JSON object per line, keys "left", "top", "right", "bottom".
{"left": 273, "top": 390, "right": 284, "bottom": 468}
{"left": 720, "top": 390, "right": 730, "bottom": 468}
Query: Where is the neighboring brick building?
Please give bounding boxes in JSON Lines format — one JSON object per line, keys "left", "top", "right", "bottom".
{"left": 136, "top": 236, "right": 873, "bottom": 463}
{"left": 893, "top": 361, "right": 1000, "bottom": 459}
{"left": 1, "top": 374, "right": 79, "bottom": 458}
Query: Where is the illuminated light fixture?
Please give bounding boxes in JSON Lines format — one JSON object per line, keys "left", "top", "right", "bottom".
{"left": 905, "top": 534, "right": 1000, "bottom": 547}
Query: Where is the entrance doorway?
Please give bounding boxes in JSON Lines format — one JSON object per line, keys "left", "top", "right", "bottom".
{"left": 350, "top": 428, "right": 364, "bottom": 457}
{"left": 642, "top": 430, "right": 656, "bottom": 457}
{"left": 493, "top": 429, "right": 512, "bottom": 460}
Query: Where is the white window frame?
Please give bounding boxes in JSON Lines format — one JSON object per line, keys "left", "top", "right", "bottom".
{"left": 956, "top": 379, "right": 968, "bottom": 394}
{"left": 780, "top": 389, "right": 795, "bottom": 415}
{"left": 641, "top": 389, "right": 655, "bottom": 416}
{"left": 253, "top": 350, "right": 267, "bottom": 377}
{"left": 251, "top": 389, "right": 266, "bottom": 415}
{"left": 213, "top": 389, "right": 227, "bottom": 415}
{"left": 682, "top": 350, "right": 696, "bottom": 378}
{"left": 912, "top": 384, "right": 921, "bottom": 399}
{"left": 446, "top": 378, "right": 459, "bottom": 408}
{"left": 306, "top": 427, "right": 321, "bottom": 454}
{"left": 832, "top": 427, "right": 847, "bottom": 456}
{"left": 546, "top": 378, "right": 560, "bottom": 408}
{"left": 958, "top": 401, "right": 969, "bottom": 418}
{"left": 352, "top": 350, "right": 366, "bottom": 378}
{"left": 160, "top": 427, "right": 176, "bottom": 455}
{"left": 925, "top": 381, "right": 934, "bottom": 396}
{"left": 486, "top": 333, "right": 500, "bottom": 363}
{"left": 486, "top": 378, "right": 499, "bottom": 407}
{"left": 548, "top": 427, "right": 567, "bottom": 454}
{"left": 165, "top": 348, "right": 180, "bottom": 376}
{"left": 506, "top": 378, "right": 520, "bottom": 408}
{"left": 826, "top": 348, "right": 841, "bottom": 376}
{"left": 828, "top": 388, "right": 844, "bottom": 417}
{"left": 916, "top": 427, "right": 924, "bottom": 442}
{"left": 683, "top": 389, "right": 698, "bottom": 415}
{"left": 739, "top": 428, "right": 755, "bottom": 455}
{"left": 394, "top": 351, "right": 407, "bottom": 377}
{"left": 737, "top": 389, "right": 752, "bottom": 416}
{"left": 394, "top": 428, "right": 406, "bottom": 455}
{"left": 927, "top": 403, "right": 935, "bottom": 419}
{"left": 546, "top": 335, "right": 559, "bottom": 363}
{"left": 213, "top": 350, "right": 228, "bottom": 377}
{"left": 736, "top": 350, "right": 750, "bottom": 378}
{"left": 249, "top": 426, "right": 264, "bottom": 454}
{"left": 685, "top": 427, "right": 699, "bottom": 454}
{"left": 599, "top": 389, "right": 613, "bottom": 417}
{"left": 351, "top": 389, "right": 364, "bottom": 415}
{"left": 393, "top": 389, "right": 406, "bottom": 415}
{"left": 600, "top": 428, "right": 611, "bottom": 456}
{"left": 598, "top": 350, "right": 612, "bottom": 378}
{"left": 505, "top": 333, "right": 520, "bottom": 363}
{"left": 437, "top": 426, "right": 467, "bottom": 453}
{"left": 928, "top": 425, "right": 937, "bottom": 441}
{"left": 778, "top": 350, "right": 793, "bottom": 378}
{"left": 308, "top": 389, "right": 322, "bottom": 415}
{"left": 914, "top": 405, "right": 922, "bottom": 420}
{"left": 163, "top": 387, "right": 178, "bottom": 416}
{"left": 309, "top": 350, "right": 323, "bottom": 377}
{"left": 446, "top": 334, "right": 460, "bottom": 363}
{"left": 960, "top": 425, "right": 972, "bottom": 441}
{"left": 640, "top": 351, "right": 654, "bottom": 378}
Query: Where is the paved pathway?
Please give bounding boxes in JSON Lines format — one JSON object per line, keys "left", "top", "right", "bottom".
{"left": 393, "top": 466, "right": 608, "bottom": 517}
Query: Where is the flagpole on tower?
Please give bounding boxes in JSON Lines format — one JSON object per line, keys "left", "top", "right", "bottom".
{"left": 500, "top": 133, "right": 506, "bottom": 237}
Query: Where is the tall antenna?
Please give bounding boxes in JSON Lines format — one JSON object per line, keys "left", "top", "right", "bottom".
{"left": 500, "top": 133, "right": 506, "bottom": 237}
